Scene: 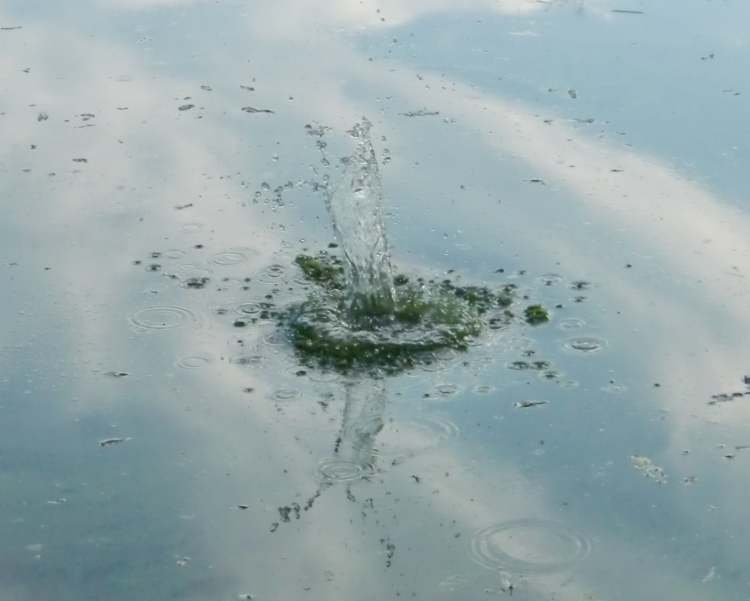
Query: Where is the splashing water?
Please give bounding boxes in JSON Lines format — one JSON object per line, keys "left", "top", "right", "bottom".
{"left": 326, "top": 118, "right": 396, "bottom": 321}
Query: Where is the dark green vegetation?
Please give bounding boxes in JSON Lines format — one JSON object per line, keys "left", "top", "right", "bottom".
{"left": 524, "top": 304, "right": 550, "bottom": 325}
{"left": 285, "top": 252, "right": 528, "bottom": 374}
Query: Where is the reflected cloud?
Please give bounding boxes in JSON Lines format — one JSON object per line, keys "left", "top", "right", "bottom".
{"left": 2, "top": 0, "right": 749, "bottom": 599}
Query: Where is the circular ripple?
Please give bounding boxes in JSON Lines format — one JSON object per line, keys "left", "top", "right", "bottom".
{"left": 558, "top": 318, "right": 586, "bottom": 331}
{"left": 177, "top": 353, "right": 213, "bottom": 369}
{"left": 210, "top": 248, "right": 253, "bottom": 266}
{"left": 260, "top": 263, "right": 286, "bottom": 282}
{"left": 163, "top": 249, "right": 186, "bottom": 259}
{"left": 271, "top": 388, "right": 300, "bottom": 401}
{"left": 564, "top": 336, "right": 607, "bottom": 354}
{"left": 129, "top": 306, "right": 197, "bottom": 330}
{"left": 470, "top": 519, "right": 590, "bottom": 574}
{"left": 435, "top": 383, "right": 459, "bottom": 397}
{"left": 537, "top": 273, "right": 563, "bottom": 286}
{"left": 230, "top": 354, "right": 264, "bottom": 367}
{"left": 237, "top": 301, "right": 263, "bottom": 316}
{"left": 377, "top": 415, "right": 459, "bottom": 459}
{"left": 318, "top": 458, "right": 372, "bottom": 482}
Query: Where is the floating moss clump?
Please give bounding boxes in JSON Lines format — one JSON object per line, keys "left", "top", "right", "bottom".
{"left": 284, "top": 251, "right": 517, "bottom": 373}
{"left": 524, "top": 304, "right": 550, "bottom": 325}
{"left": 294, "top": 252, "right": 345, "bottom": 289}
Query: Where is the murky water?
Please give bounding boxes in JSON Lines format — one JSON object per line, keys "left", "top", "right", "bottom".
{"left": 2, "top": 0, "right": 750, "bottom": 599}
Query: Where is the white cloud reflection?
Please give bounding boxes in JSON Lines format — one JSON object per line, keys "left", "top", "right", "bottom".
{"left": 2, "top": 0, "right": 749, "bottom": 599}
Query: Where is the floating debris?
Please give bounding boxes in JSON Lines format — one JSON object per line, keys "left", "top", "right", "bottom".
{"left": 515, "top": 399, "right": 548, "bottom": 408}
{"left": 103, "top": 371, "right": 129, "bottom": 378}
{"left": 399, "top": 109, "right": 440, "bottom": 117}
{"left": 178, "top": 104, "right": 195, "bottom": 111}
{"left": 524, "top": 305, "right": 550, "bottom": 325}
{"left": 630, "top": 455, "right": 667, "bottom": 484}
{"left": 568, "top": 89, "right": 577, "bottom": 99}
{"left": 241, "top": 106, "right": 274, "bottom": 114}
{"left": 99, "top": 437, "right": 130, "bottom": 447}
{"left": 612, "top": 9, "right": 645, "bottom": 14}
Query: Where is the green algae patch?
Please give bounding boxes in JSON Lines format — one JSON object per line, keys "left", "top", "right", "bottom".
{"left": 524, "top": 304, "right": 550, "bottom": 325}
{"left": 294, "top": 252, "right": 345, "bottom": 289}
{"left": 284, "top": 251, "right": 518, "bottom": 374}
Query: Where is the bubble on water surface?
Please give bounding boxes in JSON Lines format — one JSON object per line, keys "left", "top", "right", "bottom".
{"left": 470, "top": 519, "right": 590, "bottom": 574}
{"left": 129, "top": 306, "right": 197, "bottom": 331}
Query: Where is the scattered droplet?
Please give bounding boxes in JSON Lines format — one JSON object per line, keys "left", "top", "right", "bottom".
{"left": 271, "top": 388, "right": 300, "bottom": 402}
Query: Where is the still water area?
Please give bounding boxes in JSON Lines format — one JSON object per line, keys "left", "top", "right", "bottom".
{"left": 2, "top": 1, "right": 750, "bottom": 599}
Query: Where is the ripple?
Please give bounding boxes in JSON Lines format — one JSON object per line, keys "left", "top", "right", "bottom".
{"left": 271, "top": 388, "right": 300, "bottom": 401}
{"left": 163, "top": 249, "right": 186, "bottom": 259}
{"left": 537, "top": 273, "right": 563, "bottom": 286}
{"left": 129, "top": 306, "right": 197, "bottom": 331}
{"left": 318, "top": 458, "right": 372, "bottom": 482}
{"left": 377, "top": 414, "right": 459, "bottom": 459}
{"left": 564, "top": 336, "right": 607, "bottom": 354}
{"left": 230, "top": 354, "right": 264, "bottom": 367}
{"left": 435, "top": 383, "right": 459, "bottom": 397}
{"left": 558, "top": 318, "right": 586, "bottom": 331}
{"left": 470, "top": 519, "right": 591, "bottom": 574}
{"left": 262, "top": 329, "right": 289, "bottom": 346}
{"left": 473, "top": 384, "right": 495, "bottom": 395}
{"left": 177, "top": 353, "right": 213, "bottom": 369}
{"left": 236, "top": 301, "right": 264, "bottom": 316}
{"left": 259, "top": 263, "right": 286, "bottom": 283}
{"left": 308, "top": 370, "right": 342, "bottom": 383}
{"left": 210, "top": 248, "right": 254, "bottom": 266}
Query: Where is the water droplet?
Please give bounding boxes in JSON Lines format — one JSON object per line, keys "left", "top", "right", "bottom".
{"left": 129, "top": 306, "right": 197, "bottom": 331}
{"left": 564, "top": 336, "right": 607, "bottom": 354}
{"left": 470, "top": 519, "right": 590, "bottom": 574}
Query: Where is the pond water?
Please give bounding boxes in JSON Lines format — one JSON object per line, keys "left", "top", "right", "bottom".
{"left": 2, "top": 1, "right": 750, "bottom": 599}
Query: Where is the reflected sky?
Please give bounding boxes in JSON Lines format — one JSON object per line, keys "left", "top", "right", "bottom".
{"left": 2, "top": 0, "right": 750, "bottom": 599}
